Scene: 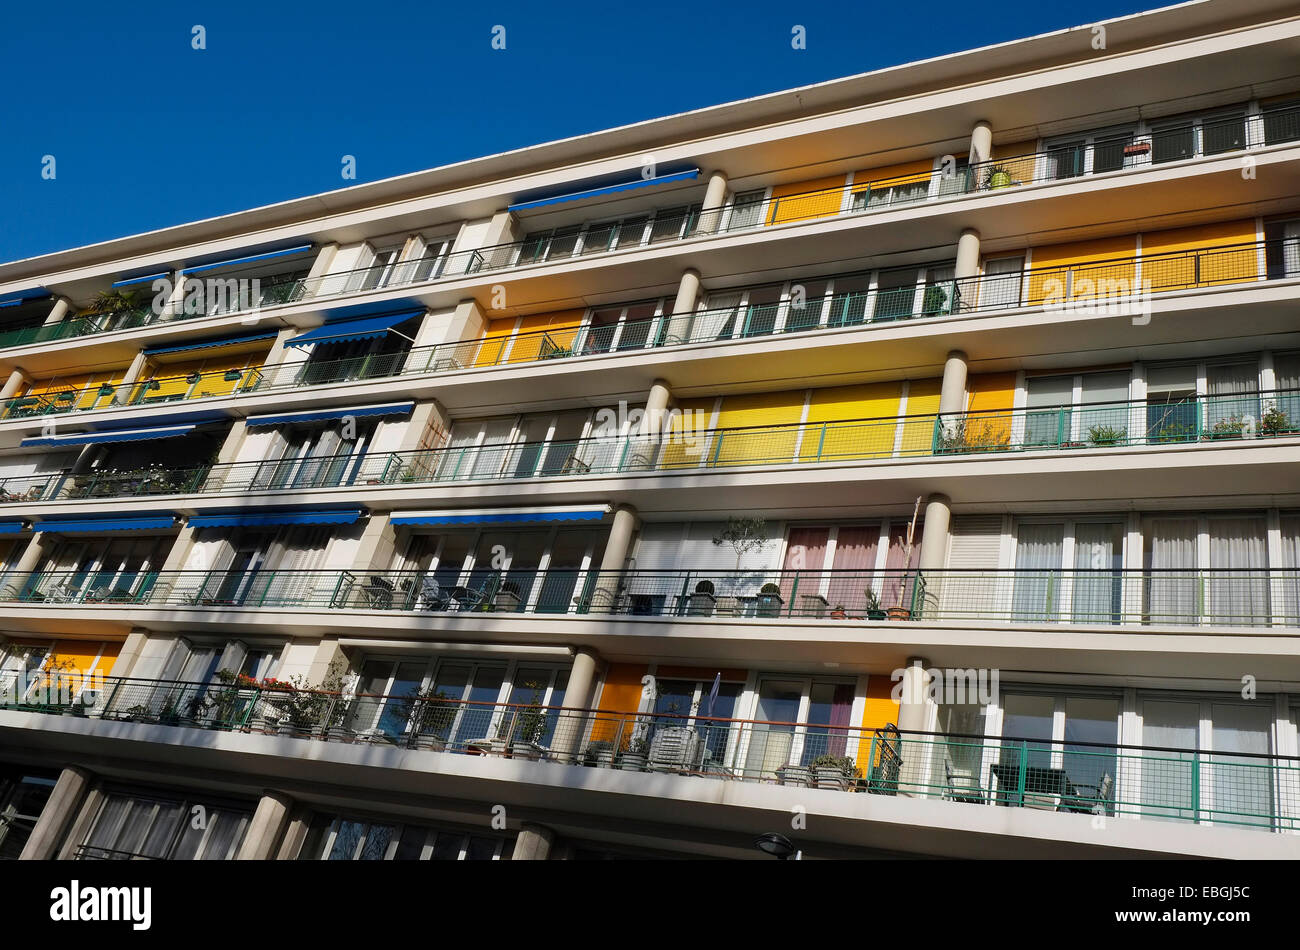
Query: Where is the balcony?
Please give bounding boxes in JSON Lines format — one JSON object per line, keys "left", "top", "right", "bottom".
{"left": 2, "top": 388, "right": 1293, "bottom": 506}
{"left": 0, "top": 366, "right": 264, "bottom": 422}
{"left": 2, "top": 566, "right": 1297, "bottom": 630}
{"left": 279, "top": 105, "right": 1300, "bottom": 306}
{"left": 7, "top": 677, "right": 1297, "bottom": 835}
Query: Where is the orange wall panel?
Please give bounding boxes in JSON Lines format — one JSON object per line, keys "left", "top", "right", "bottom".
{"left": 768, "top": 175, "right": 849, "bottom": 225}
{"left": 851, "top": 158, "right": 935, "bottom": 191}
{"left": 1140, "top": 219, "right": 1260, "bottom": 290}
{"left": 963, "top": 372, "right": 1017, "bottom": 449}
{"left": 1026, "top": 235, "right": 1138, "bottom": 305}
{"left": 858, "top": 675, "right": 901, "bottom": 734}
{"left": 590, "top": 663, "right": 648, "bottom": 745}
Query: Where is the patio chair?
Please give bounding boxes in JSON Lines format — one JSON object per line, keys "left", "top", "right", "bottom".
{"left": 418, "top": 576, "right": 454, "bottom": 611}
{"left": 944, "top": 757, "right": 986, "bottom": 804}
{"left": 866, "top": 724, "right": 903, "bottom": 795}
{"left": 1072, "top": 772, "right": 1114, "bottom": 815}
{"left": 360, "top": 575, "right": 395, "bottom": 610}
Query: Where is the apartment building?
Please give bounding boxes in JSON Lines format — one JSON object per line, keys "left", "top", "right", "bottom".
{"left": 2, "top": 0, "right": 1300, "bottom": 860}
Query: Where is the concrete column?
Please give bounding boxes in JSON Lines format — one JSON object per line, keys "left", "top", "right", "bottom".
{"left": 953, "top": 229, "right": 981, "bottom": 313}
{"left": 661, "top": 269, "right": 701, "bottom": 345}
{"left": 55, "top": 786, "right": 104, "bottom": 860}
{"left": 895, "top": 658, "right": 934, "bottom": 796}
{"left": 917, "top": 494, "right": 952, "bottom": 573}
{"left": 214, "top": 419, "right": 249, "bottom": 467}
{"left": 483, "top": 210, "right": 521, "bottom": 249}
{"left": 511, "top": 822, "right": 556, "bottom": 861}
{"left": 352, "top": 515, "right": 398, "bottom": 573}
{"left": 551, "top": 647, "right": 600, "bottom": 763}
{"left": 699, "top": 170, "right": 729, "bottom": 233}
{"left": 938, "top": 350, "right": 969, "bottom": 415}
{"left": 106, "top": 629, "right": 151, "bottom": 679}
{"left": 1, "top": 534, "right": 54, "bottom": 596}
{"left": 0, "top": 369, "right": 28, "bottom": 401}
{"left": 409, "top": 299, "right": 487, "bottom": 366}
{"left": 589, "top": 505, "right": 639, "bottom": 612}
{"left": 627, "top": 379, "right": 673, "bottom": 470}
{"left": 969, "top": 120, "right": 993, "bottom": 166}
{"left": 275, "top": 806, "right": 314, "bottom": 859}
{"left": 306, "top": 636, "right": 350, "bottom": 686}
{"left": 258, "top": 328, "right": 303, "bottom": 388}
{"left": 42, "top": 297, "right": 73, "bottom": 327}
{"left": 19, "top": 766, "right": 92, "bottom": 859}
{"left": 163, "top": 269, "right": 188, "bottom": 321}
{"left": 117, "top": 350, "right": 150, "bottom": 390}
{"left": 305, "top": 243, "right": 340, "bottom": 284}
{"left": 234, "top": 790, "right": 294, "bottom": 860}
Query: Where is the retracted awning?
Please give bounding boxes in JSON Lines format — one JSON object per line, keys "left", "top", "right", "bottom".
{"left": 0, "top": 521, "right": 27, "bottom": 534}
{"left": 286, "top": 309, "right": 423, "bottom": 348}
{"left": 508, "top": 167, "right": 700, "bottom": 212}
{"left": 392, "top": 505, "right": 611, "bottom": 527}
{"left": 20, "top": 424, "right": 196, "bottom": 448}
{"left": 244, "top": 402, "right": 413, "bottom": 428}
{"left": 35, "top": 515, "right": 177, "bottom": 533}
{"left": 111, "top": 272, "right": 171, "bottom": 289}
{"left": 142, "top": 330, "right": 277, "bottom": 356}
{"left": 187, "top": 508, "right": 365, "bottom": 529}
{"left": 180, "top": 244, "right": 313, "bottom": 276}
{"left": 0, "top": 287, "right": 51, "bottom": 308}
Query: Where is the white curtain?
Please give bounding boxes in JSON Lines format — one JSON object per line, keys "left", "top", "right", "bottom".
{"left": 1207, "top": 517, "right": 1268, "bottom": 625}
{"left": 1012, "top": 524, "right": 1064, "bottom": 621}
{"left": 1139, "top": 700, "right": 1199, "bottom": 822}
{"left": 1144, "top": 518, "right": 1198, "bottom": 624}
{"left": 1209, "top": 704, "right": 1273, "bottom": 828}
{"left": 1072, "top": 523, "right": 1123, "bottom": 623}
{"left": 1279, "top": 516, "right": 1300, "bottom": 624}
{"left": 1206, "top": 362, "right": 1260, "bottom": 431}
{"left": 1024, "top": 375, "right": 1073, "bottom": 447}
{"left": 1273, "top": 355, "right": 1300, "bottom": 429}
{"left": 978, "top": 257, "right": 1024, "bottom": 310}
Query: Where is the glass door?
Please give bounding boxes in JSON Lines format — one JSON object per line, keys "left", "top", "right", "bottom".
{"left": 1071, "top": 522, "right": 1124, "bottom": 624}
{"left": 1024, "top": 375, "right": 1072, "bottom": 447}
{"left": 743, "top": 679, "right": 802, "bottom": 777}
{"left": 1143, "top": 517, "right": 1199, "bottom": 625}
{"left": 1011, "top": 524, "right": 1064, "bottom": 621}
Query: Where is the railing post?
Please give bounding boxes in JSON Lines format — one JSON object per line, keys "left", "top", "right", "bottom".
{"left": 1016, "top": 741, "right": 1029, "bottom": 807}
{"left": 1192, "top": 753, "right": 1201, "bottom": 824}
{"left": 679, "top": 572, "right": 691, "bottom": 616}
{"left": 816, "top": 422, "right": 827, "bottom": 461}
{"left": 786, "top": 573, "right": 799, "bottom": 617}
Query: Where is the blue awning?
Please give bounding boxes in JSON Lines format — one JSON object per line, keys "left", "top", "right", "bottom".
{"left": 0, "top": 287, "right": 51, "bottom": 308}
{"left": 20, "top": 424, "right": 196, "bottom": 448}
{"left": 393, "top": 506, "right": 610, "bottom": 527}
{"left": 142, "top": 330, "right": 277, "bottom": 356}
{"left": 245, "top": 402, "right": 413, "bottom": 428}
{"left": 35, "top": 515, "right": 177, "bottom": 534}
{"left": 181, "top": 244, "right": 313, "bottom": 276}
{"left": 111, "top": 272, "right": 171, "bottom": 289}
{"left": 508, "top": 167, "right": 700, "bottom": 212}
{"left": 0, "top": 521, "right": 27, "bottom": 534}
{"left": 286, "top": 309, "right": 423, "bottom": 349}
{"left": 188, "top": 508, "right": 365, "bottom": 529}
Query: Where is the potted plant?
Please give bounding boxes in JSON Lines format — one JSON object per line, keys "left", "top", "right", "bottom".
{"left": 864, "top": 588, "right": 887, "bottom": 621}
{"left": 1087, "top": 424, "right": 1127, "bottom": 446}
{"left": 887, "top": 604, "right": 912, "bottom": 621}
{"left": 619, "top": 739, "right": 649, "bottom": 771}
{"left": 1262, "top": 405, "right": 1293, "bottom": 435}
{"left": 984, "top": 165, "right": 1014, "bottom": 189}
{"left": 1208, "top": 416, "right": 1245, "bottom": 440}
{"left": 830, "top": 603, "right": 847, "bottom": 620}
{"left": 494, "top": 580, "right": 522, "bottom": 612}
{"left": 756, "top": 582, "right": 783, "bottom": 617}
{"left": 809, "top": 753, "right": 858, "bottom": 790}
{"left": 776, "top": 763, "right": 811, "bottom": 787}
{"left": 223, "top": 369, "right": 243, "bottom": 381}
{"left": 584, "top": 740, "right": 616, "bottom": 768}
{"left": 1123, "top": 140, "right": 1151, "bottom": 156}
{"left": 687, "top": 579, "right": 717, "bottom": 616}
{"left": 185, "top": 372, "right": 202, "bottom": 385}
{"left": 921, "top": 283, "right": 952, "bottom": 315}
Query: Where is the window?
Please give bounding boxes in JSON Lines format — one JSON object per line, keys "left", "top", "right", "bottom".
{"left": 80, "top": 791, "right": 251, "bottom": 860}
{"left": 726, "top": 190, "right": 765, "bottom": 231}
{"left": 855, "top": 178, "right": 929, "bottom": 209}
{"left": 249, "top": 418, "right": 377, "bottom": 490}
{"left": 977, "top": 257, "right": 1024, "bottom": 310}
{"left": 1010, "top": 518, "right": 1125, "bottom": 623}
{"left": 578, "top": 216, "right": 649, "bottom": 255}
{"left": 516, "top": 226, "right": 581, "bottom": 266}
{"left": 298, "top": 813, "right": 510, "bottom": 860}
{"left": 1144, "top": 364, "right": 1197, "bottom": 442}
{"left": 1264, "top": 220, "right": 1300, "bottom": 280}
{"left": 742, "top": 676, "right": 856, "bottom": 778}
{"left": 347, "top": 245, "right": 404, "bottom": 293}
{"left": 1262, "top": 99, "right": 1300, "bottom": 146}
{"left": 0, "top": 767, "right": 57, "bottom": 859}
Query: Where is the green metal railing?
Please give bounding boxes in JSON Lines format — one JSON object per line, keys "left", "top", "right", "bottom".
{"left": 7, "top": 676, "right": 1297, "bottom": 833}
{"left": 1, "top": 390, "right": 1295, "bottom": 506}
{"left": 864, "top": 729, "right": 1300, "bottom": 831}
{"left": 0, "top": 366, "right": 265, "bottom": 421}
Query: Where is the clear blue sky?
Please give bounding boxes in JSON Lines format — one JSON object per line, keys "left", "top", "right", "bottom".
{"left": 0, "top": 0, "right": 1160, "bottom": 265}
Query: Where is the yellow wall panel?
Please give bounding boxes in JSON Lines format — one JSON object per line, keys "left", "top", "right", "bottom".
{"left": 899, "top": 377, "right": 943, "bottom": 455}
{"left": 801, "top": 382, "right": 904, "bottom": 462}
{"left": 471, "top": 317, "right": 518, "bottom": 367}
{"left": 509, "top": 309, "right": 587, "bottom": 363}
{"left": 1140, "top": 219, "right": 1260, "bottom": 290}
{"left": 767, "top": 175, "right": 849, "bottom": 225}
{"left": 1026, "top": 235, "right": 1139, "bottom": 305}
{"left": 851, "top": 158, "right": 935, "bottom": 192}
{"left": 135, "top": 350, "right": 268, "bottom": 402}
{"left": 859, "top": 675, "right": 901, "bottom": 734}
{"left": 657, "top": 397, "right": 716, "bottom": 471}
{"left": 963, "top": 372, "right": 1017, "bottom": 450}
{"left": 46, "top": 639, "right": 119, "bottom": 679}
{"left": 590, "top": 663, "right": 648, "bottom": 744}
{"left": 711, "top": 391, "right": 805, "bottom": 465}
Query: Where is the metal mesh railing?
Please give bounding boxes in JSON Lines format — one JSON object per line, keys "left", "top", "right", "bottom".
{"left": 10, "top": 680, "right": 1298, "bottom": 832}
{"left": 911, "top": 568, "right": 1300, "bottom": 627}
{"left": 0, "top": 367, "right": 264, "bottom": 421}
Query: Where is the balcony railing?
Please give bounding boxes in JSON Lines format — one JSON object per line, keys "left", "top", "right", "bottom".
{"left": 0, "top": 366, "right": 265, "bottom": 421}
{"left": 259, "top": 236, "right": 1297, "bottom": 390}
{"left": 2, "top": 390, "right": 1296, "bottom": 506}
{"left": 2, "top": 566, "right": 1297, "bottom": 629}
{"left": 9, "top": 678, "right": 1298, "bottom": 834}
{"left": 282, "top": 106, "right": 1300, "bottom": 305}
{"left": 0, "top": 271, "right": 305, "bottom": 352}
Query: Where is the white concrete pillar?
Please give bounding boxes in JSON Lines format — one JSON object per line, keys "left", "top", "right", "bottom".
{"left": 113, "top": 350, "right": 151, "bottom": 404}
{"left": 258, "top": 327, "right": 304, "bottom": 388}
{"left": 917, "top": 494, "right": 952, "bottom": 573}
{"left": 42, "top": 297, "right": 73, "bottom": 327}
{"left": 969, "top": 120, "right": 993, "bottom": 165}
{"left": 552, "top": 647, "right": 600, "bottom": 763}
{"left": 628, "top": 379, "right": 673, "bottom": 470}
{"left": 215, "top": 419, "right": 249, "bottom": 467}
{"left": 953, "top": 229, "right": 981, "bottom": 312}
{"left": 0, "top": 369, "right": 28, "bottom": 401}
{"left": 408, "top": 299, "right": 487, "bottom": 371}
{"left": 938, "top": 350, "right": 969, "bottom": 415}
{"left": 106, "top": 629, "right": 151, "bottom": 679}
{"left": 19, "top": 766, "right": 92, "bottom": 859}
{"left": 305, "top": 243, "right": 340, "bottom": 285}
{"left": 661, "top": 269, "right": 701, "bottom": 345}
{"left": 395, "top": 399, "right": 450, "bottom": 454}
{"left": 699, "top": 170, "right": 729, "bottom": 232}
{"left": 483, "top": 210, "right": 521, "bottom": 249}
{"left": 352, "top": 515, "right": 398, "bottom": 573}
{"left": 895, "top": 658, "right": 934, "bottom": 796}
{"left": 511, "top": 823, "right": 556, "bottom": 861}
{"left": 234, "top": 790, "right": 294, "bottom": 860}
{"left": 1, "top": 534, "right": 54, "bottom": 595}
{"left": 590, "top": 506, "right": 639, "bottom": 612}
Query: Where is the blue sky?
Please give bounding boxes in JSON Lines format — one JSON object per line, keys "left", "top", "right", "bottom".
{"left": 0, "top": 0, "right": 1160, "bottom": 265}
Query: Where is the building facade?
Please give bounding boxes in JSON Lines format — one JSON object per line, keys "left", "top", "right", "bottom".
{"left": 2, "top": 0, "right": 1300, "bottom": 860}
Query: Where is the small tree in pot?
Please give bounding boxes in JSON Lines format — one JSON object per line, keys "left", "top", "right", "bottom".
{"left": 756, "top": 582, "right": 783, "bottom": 617}
{"left": 687, "top": 579, "right": 716, "bottom": 616}
{"left": 776, "top": 763, "right": 811, "bottom": 787}
{"left": 619, "top": 738, "right": 649, "bottom": 771}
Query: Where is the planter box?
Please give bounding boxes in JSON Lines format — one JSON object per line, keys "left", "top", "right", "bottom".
{"left": 813, "top": 767, "right": 851, "bottom": 790}
{"left": 619, "top": 752, "right": 648, "bottom": 772}
{"left": 887, "top": 606, "right": 911, "bottom": 621}
{"left": 1123, "top": 142, "right": 1151, "bottom": 155}
{"left": 777, "top": 765, "right": 810, "bottom": 788}
{"left": 756, "top": 593, "right": 783, "bottom": 618}
{"left": 866, "top": 609, "right": 888, "bottom": 621}
{"left": 686, "top": 592, "right": 716, "bottom": 617}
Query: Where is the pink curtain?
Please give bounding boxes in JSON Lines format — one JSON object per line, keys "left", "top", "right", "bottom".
{"left": 882, "top": 522, "right": 923, "bottom": 609}
{"left": 827, "top": 526, "right": 879, "bottom": 612}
